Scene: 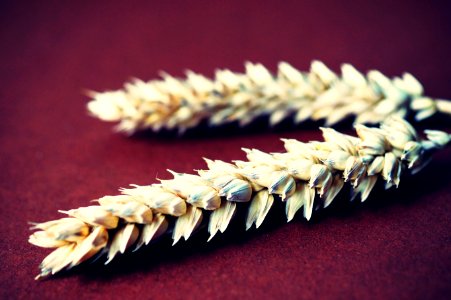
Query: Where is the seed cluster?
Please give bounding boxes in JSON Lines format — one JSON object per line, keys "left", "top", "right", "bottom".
{"left": 29, "top": 117, "right": 450, "bottom": 279}
{"left": 87, "top": 61, "right": 451, "bottom": 134}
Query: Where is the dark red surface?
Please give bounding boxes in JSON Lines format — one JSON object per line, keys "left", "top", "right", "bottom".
{"left": 1, "top": 1, "right": 451, "bottom": 299}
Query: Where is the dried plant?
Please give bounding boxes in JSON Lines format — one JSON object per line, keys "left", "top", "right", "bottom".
{"left": 29, "top": 117, "right": 450, "bottom": 279}
{"left": 87, "top": 61, "right": 451, "bottom": 134}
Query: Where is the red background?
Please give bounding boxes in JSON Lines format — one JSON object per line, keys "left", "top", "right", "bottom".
{"left": 1, "top": 1, "right": 450, "bottom": 299}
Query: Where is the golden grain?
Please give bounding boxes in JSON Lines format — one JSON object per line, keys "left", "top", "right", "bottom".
{"left": 29, "top": 117, "right": 450, "bottom": 279}
{"left": 87, "top": 61, "right": 451, "bottom": 134}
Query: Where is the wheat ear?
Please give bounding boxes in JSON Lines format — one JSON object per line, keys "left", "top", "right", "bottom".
{"left": 29, "top": 116, "right": 450, "bottom": 279}
{"left": 87, "top": 61, "right": 451, "bottom": 134}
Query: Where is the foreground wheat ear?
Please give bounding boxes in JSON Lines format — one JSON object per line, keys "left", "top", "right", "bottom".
{"left": 29, "top": 117, "right": 450, "bottom": 279}
{"left": 87, "top": 61, "right": 451, "bottom": 134}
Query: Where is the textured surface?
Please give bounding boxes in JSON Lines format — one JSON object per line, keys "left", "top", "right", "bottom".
{"left": 1, "top": 1, "right": 450, "bottom": 299}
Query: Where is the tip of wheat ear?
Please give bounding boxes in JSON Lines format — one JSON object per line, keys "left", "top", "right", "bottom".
{"left": 86, "top": 60, "right": 451, "bottom": 135}
{"left": 29, "top": 116, "right": 450, "bottom": 279}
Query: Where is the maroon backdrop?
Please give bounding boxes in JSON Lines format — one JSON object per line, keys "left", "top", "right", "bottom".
{"left": 1, "top": 1, "right": 450, "bottom": 299}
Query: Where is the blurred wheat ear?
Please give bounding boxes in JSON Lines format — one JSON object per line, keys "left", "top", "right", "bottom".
{"left": 87, "top": 61, "right": 451, "bottom": 135}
